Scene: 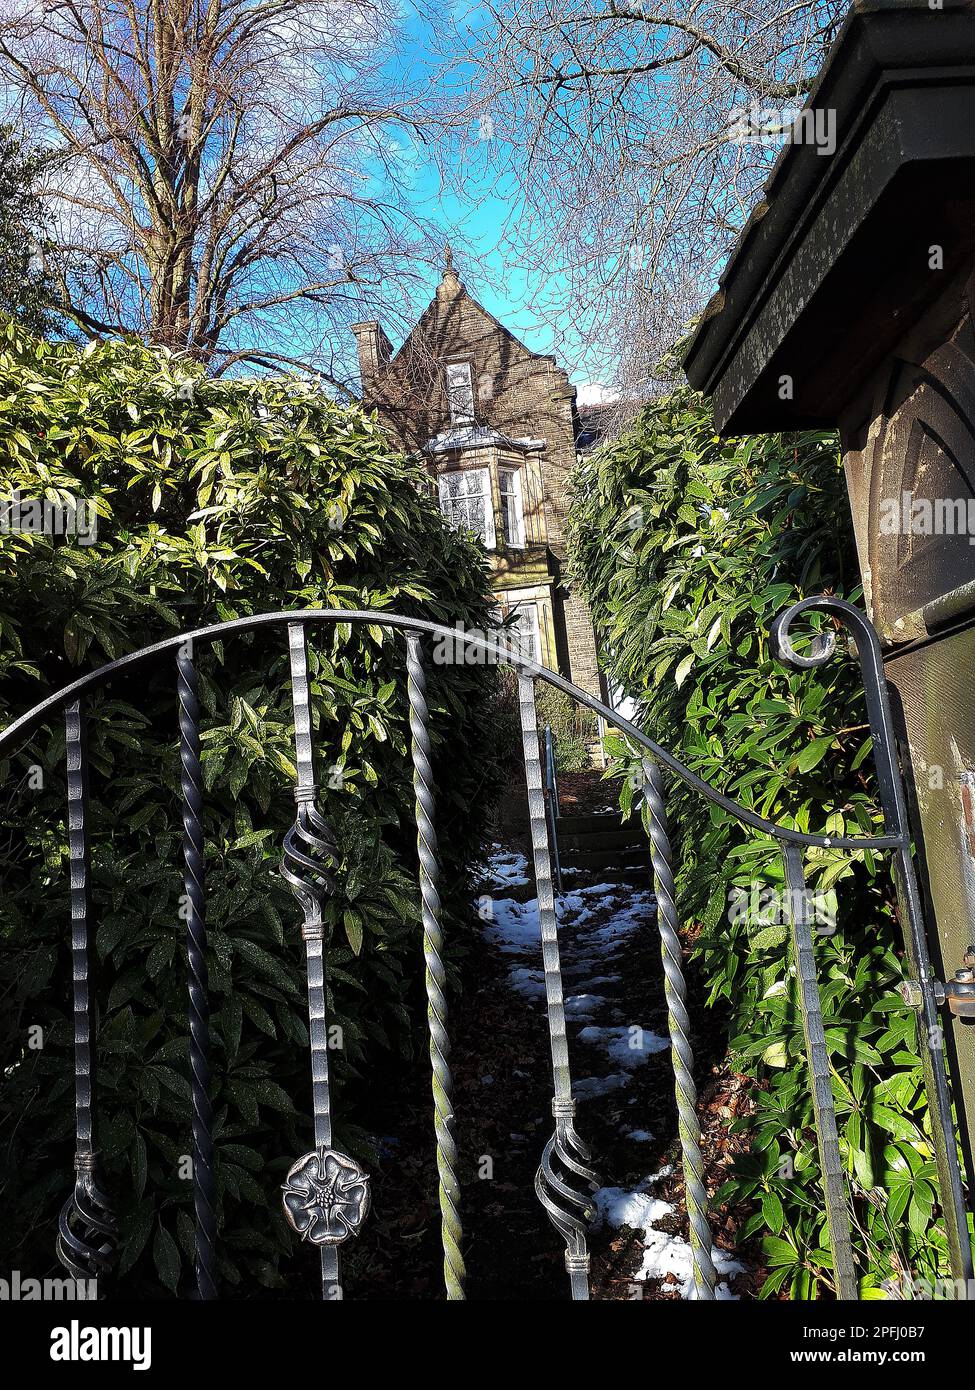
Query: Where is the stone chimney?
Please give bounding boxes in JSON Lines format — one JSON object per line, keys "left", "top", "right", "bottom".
{"left": 436, "top": 243, "right": 463, "bottom": 303}
{"left": 351, "top": 321, "right": 393, "bottom": 394}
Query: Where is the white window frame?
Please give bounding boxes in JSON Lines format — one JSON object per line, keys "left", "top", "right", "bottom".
{"left": 498, "top": 466, "right": 526, "bottom": 548}
{"left": 445, "top": 361, "right": 475, "bottom": 425}
{"left": 438, "top": 467, "right": 495, "bottom": 548}
{"left": 506, "top": 600, "right": 542, "bottom": 663}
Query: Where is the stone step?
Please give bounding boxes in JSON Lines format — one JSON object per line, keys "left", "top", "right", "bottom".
{"left": 556, "top": 811, "right": 629, "bottom": 836}
{"left": 559, "top": 845, "right": 649, "bottom": 873}
{"left": 559, "top": 859, "right": 652, "bottom": 885}
{"left": 559, "top": 827, "right": 644, "bottom": 852}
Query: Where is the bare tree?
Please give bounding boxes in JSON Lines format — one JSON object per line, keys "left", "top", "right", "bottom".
{"left": 0, "top": 0, "right": 445, "bottom": 381}
{"left": 445, "top": 0, "right": 846, "bottom": 409}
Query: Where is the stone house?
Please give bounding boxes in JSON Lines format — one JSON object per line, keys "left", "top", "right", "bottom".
{"left": 351, "top": 250, "right": 603, "bottom": 700}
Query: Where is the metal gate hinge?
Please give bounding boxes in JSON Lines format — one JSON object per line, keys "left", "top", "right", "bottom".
{"left": 896, "top": 975, "right": 970, "bottom": 1015}
{"left": 936, "top": 969, "right": 975, "bottom": 1018}
{"left": 922, "top": 944, "right": 975, "bottom": 1018}
{"left": 902, "top": 946, "right": 975, "bottom": 1017}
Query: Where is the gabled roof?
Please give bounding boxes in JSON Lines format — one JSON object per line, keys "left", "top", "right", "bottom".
{"left": 387, "top": 248, "right": 555, "bottom": 371}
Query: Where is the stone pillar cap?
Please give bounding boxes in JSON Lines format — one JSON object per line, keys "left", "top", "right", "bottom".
{"left": 683, "top": 0, "right": 975, "bottom": 434}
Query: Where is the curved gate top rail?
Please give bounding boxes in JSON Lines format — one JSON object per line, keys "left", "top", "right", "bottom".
{"left": 0, "top": 599, "right": 902, "bottom": 851}
{"left": 1, "top": 595, "right": 971, "bottom": 1301}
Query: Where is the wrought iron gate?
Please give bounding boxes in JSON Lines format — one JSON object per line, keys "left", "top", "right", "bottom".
{"left": 0, "top": 597, "right": 971, "bottom": 1300}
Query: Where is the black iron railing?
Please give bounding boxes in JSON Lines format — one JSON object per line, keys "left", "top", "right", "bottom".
{"left": 543, "top": 722, "right": 562, "bottom": 894}
{"left": 0, "top": 599, "right": 971, "bottom": 1300}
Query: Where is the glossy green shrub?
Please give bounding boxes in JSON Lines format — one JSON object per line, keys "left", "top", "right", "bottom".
{"left": 535, "top": 684, "right": 594, "bottom": 773}
{"left": 0, "top": 320, "right": 500, "bottom": 1294}
{"left": 566, "top": 387, "right": 950, "bottom": 1298}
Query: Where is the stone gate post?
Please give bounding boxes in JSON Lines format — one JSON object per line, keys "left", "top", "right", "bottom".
{"left": 684, "top": 0, "right": 975, "bottom": 1238}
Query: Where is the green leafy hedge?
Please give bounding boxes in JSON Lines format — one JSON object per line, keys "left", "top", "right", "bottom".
{"left": 566, "top": 387, "right": 950, "bottom": 1298}
{"left": 0, "top": 321, "right": 500, "bottom": 1294}
{"left": 535, "top": 684, "right": 595, "bottom": 773}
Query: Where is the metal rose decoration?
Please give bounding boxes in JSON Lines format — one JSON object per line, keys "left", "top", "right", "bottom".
{"left": 282, "top": 1148, "right": 371, "bottom": 1246}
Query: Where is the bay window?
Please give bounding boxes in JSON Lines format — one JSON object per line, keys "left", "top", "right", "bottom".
{"left": 438, "top": 468, "right": 494, "bottom": 547}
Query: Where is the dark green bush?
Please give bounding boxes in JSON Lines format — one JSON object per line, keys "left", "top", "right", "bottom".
{"left": 535, "top": 684, "right": 594, "bottom": 773}
{"left": 0, "top": 321, "right": 501, "bottom": 1294}
{"left": 485, "top": 666, "right": 526, "bottom": 777}
{"left": 566, "top": 387, "right": 948, "bottom": 1298}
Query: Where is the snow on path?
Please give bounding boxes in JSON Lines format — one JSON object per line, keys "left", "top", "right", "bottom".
{"left": 479, "top": 842, "right": 742, "bottom": 1299}
{"left": 595, "top": 1170, "right": 744, "bottom": 1299}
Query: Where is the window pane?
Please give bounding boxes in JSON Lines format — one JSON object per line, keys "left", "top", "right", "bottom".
{"left": 446, "top": 363, "right": 475, "bottom": 423}
{"left": 498, "top": 468, "right": 524, "bottom": 547}
{"left": 507, "top": 603, "right": 540, "bottom": 661}
{"left": 438, "top": 468, "right": 492, "bottom": 545}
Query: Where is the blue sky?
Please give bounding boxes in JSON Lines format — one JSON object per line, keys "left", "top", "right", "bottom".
{"left": 378, "top": 3, "right": 609, "bottom": 394}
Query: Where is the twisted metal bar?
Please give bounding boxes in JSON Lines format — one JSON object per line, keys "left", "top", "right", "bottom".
{"left": 519, "top": 673, "right": 599, "bottom": 1300}
{"left": 543, "top": 724, "right": 563, "bottom": 894}
{"left": 57, "top": 699, "right": 115, "bottom": 1289}
{"left": 282, "top": 623, "right": 345, "bottom": 1298}
{"left": 177, "top": 646, "right": 217, "bottom": 1301}
{"left": 642, "top": 758, "right": 716, "bottom": 1300}
{"left": 781, "top": 845, "right": 858, "bottom": 1299}
{"left": 405, "top": 633, "right": 466, "bottom": 1301}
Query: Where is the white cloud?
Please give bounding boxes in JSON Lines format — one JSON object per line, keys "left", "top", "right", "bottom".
{"left": 575, "top": 382, "right": 621, "bottom": 407}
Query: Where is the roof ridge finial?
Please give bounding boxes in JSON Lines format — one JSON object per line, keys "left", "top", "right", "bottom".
{"left": 443, "top": 243, "right": 455, "bottom": 275}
